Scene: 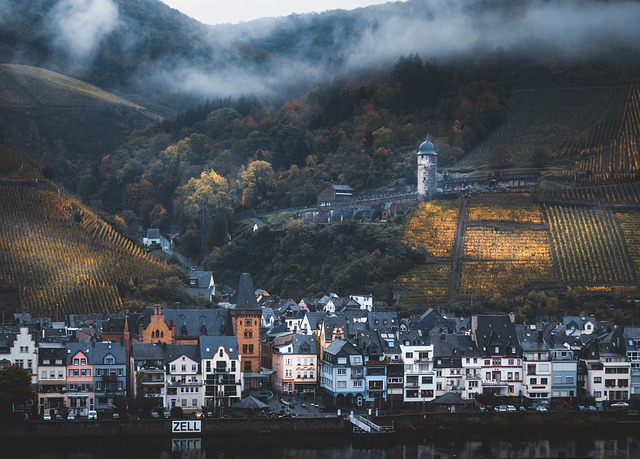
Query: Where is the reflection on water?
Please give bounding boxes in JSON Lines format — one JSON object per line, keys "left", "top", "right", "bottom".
{"left": 13, "top": 434, "right": 640, "bottom": 459}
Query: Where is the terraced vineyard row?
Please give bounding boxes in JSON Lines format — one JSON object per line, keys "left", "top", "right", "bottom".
{"left": 0, "top": 185, "right": 175, "bottom": 316}
{"left": 397, "top": 264, "right": 451, "bottom": 305}
{"left": 541, "top": 183, "right": 640, "bottom": 206}
{"left": 458, "top": 260, "right": 556, "bottom": 297}
{"left": 462, "top": 227, "right": 551, "bottom": 261}
{"left": 544, "top": 204, "right": 636, "bottom": 286}
{"left": 572, "top": 84, "right": 640, "bottom": 183}
{"left": 402, "top": 200, "right": 459, "bottom": 258}
{"left": 465, "top": 192, "right": 544, "bottom": 223}
{"left": 615, "top": 212, "right": 640, "bottom": 276}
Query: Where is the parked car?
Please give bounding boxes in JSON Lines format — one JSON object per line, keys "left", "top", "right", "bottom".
{"left": 495, "top": 405, "right": 507, "bottom": 412}
{"left": 42, "top": 412, "right": 51, "bottom": 421}
{"left": 150, "top": 410, "right": 160, "bottom": 419}
{"left": 67, "top": 412, "right": 76, "bottom": 420}
{"left": 87, "top": 410, "right": 97, "bottom": 420}
{"left": 611, "top": 401, "right": 630, "bottom": 409}
{"left": 506, "top": 405, "right": 517, "bottom": 412}
{"left": 194, "top": 410, "right": 205, "bottom": 419}
{"left": 587, "top": 405, "right": 597, "bottom": 412}
{"left": 112, "top": 412, "right": 120, "bottom": 419}
{"left": 55, "top": 413, "right": 64, "bottom": 421}
{"left": 536, "top": 405, "right": 548, "bottom": 412}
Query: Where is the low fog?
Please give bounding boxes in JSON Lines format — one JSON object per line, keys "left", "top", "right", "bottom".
{"left": 1, "top": 0, "right": 639, "bottom": 102}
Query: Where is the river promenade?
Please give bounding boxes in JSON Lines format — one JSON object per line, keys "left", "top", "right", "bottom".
{"left": 2, "top": 410, "right": 638, "bottom": 439}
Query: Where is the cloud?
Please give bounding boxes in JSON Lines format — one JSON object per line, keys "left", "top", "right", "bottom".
{"left": 343, "top": 0, "right": 640, "bottom": 70}
{"left": 49, "top": 0, "right": 120, "bottom": 66}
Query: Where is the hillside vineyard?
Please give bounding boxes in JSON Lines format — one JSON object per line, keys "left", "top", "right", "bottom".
{"left": 0, "top": 184, "right": 175, "bottom": 317}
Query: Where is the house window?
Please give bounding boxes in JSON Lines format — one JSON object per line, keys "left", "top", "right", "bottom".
{"left": 354, "top": 380, "right": 363, "bottom": 388}
{"left": 405, "top": 352, "right": 413, "bottom": 359}
{"left": 337, "top": 381, "right": 346, "bottom": 388}
{"left": 338, "top": 369, "right": 347, "bottom": 375}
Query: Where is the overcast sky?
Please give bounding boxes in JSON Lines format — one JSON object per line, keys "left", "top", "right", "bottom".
{"left": 159, "top": 0, "right": 399, "bottom": 24}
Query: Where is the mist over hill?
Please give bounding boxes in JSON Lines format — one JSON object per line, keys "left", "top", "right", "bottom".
{"left": 1, "top": 0, "right": 640, "bottom": 108}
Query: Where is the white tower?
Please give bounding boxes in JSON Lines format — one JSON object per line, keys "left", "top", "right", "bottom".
{"left": 417, "top": 138, "right": 438, "bottom": 199}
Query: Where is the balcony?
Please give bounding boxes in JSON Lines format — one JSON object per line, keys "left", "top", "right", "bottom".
{"left": 483, "top": 380, "right": 508, "bottom": 387}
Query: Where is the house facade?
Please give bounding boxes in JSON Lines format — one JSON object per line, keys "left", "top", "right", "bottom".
{"left": 200, "top": 336, "right": 242, "bottom": 417}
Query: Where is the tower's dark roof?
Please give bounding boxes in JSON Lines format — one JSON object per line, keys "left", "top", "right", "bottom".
{"left": 418, "top": 139, "right": 437, "bottom": 156}
{"left": 234, "top": 273, "right": 260, "bottom": 311}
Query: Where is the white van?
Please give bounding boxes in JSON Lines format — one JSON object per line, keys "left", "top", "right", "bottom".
{"left": 87, "top": 410, "right": 98, "bottom": 420}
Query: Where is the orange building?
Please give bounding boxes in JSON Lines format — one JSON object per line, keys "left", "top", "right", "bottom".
{"left": 230, "top": 273, "right": 262, "bottom": 389}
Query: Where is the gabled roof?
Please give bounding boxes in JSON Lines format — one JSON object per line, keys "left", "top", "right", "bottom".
{"left": 324, "top": 339, "right": 361, "bottom": 357}
{"left": 472, "top": 314, "right": 520, "bottom": 352}
{"left": 516, "top": 324, "right": 551, "bottom": 353}
{"left": 146, "top": 228, "right": 161, "bottom": 239}
{"left": 199, "top": 335, "right": 239, "bottom": 360}
{"left": 187, "top": 271, "right": 214, "bottom": 288}
{"left": 408, "top": 308, "right": 456, "bottom": 332}
{"left": 368, "top": 312, "right": 400, "bottom": 331}
{"left": 398, "top": 330, "right": 431, "bottom": 347}
{"left": 275, "top": 334, "right": 319, "bottom": 355}
{"left": 67, "top": 341, "right": 126, "bottom": 364}
{"left": 131, "top": 342, "right": 167, "bottom": 361}
{"left": 165, "top": 344, "right": 200, "bottom": 363}
{"left": 303, "top": 312, "right": 324, "bottom": 331}
{"left": 432, "top": 332, "right": 479, "bottom": 359}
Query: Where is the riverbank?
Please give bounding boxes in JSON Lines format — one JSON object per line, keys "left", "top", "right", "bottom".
{"left": 1, "top": 411, "right": 638, "bottom": 439}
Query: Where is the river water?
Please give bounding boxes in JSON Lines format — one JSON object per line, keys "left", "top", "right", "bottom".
{"left": 11, "top": 434, "right": 640, "bottom": 459}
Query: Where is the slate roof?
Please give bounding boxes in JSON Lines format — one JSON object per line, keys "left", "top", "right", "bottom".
{"left": 131, "top": 342, "right": 168, "bottom": 362}
{"left": 233, "top": 395, "right": 268, "bottom": 410}
{"left": 472, "top": 314, "right": 520, "bottom": 354}
{"left": 433, "top": 392, "right": 467, "bottom": 405}
{"left": 233, "top": 273, "right": 260, "bottom": 311}
{"left": 324, "top": 339, "right": 360, "bottom": 357}
{"left": 303, "top": 312, "right": 325, "bottom": 332}
{"left": 163, "top": 308, "right": 230, "bottom": 337}
{"left": 276, "top": 334, "right": 319, "bottom": 354}
{"left": 67, "top": 341, "right": 126, "bottom": 364}
{"left": 516, "top": 324, "right": 550, "bottom": 353}
{"left": 398, "top": 329, "right": 431, "bottom": 347}
{"left": 165, "top": 344, "right": 200, "bottom": 363}
{"left": 199, "top": 335, "right": 239, "bottom": 360}
{"left": 368, "top": 312, "right": 400, "bottom": 331}
{"left": 408, "top": 308, "right": 456, "bottom": 332}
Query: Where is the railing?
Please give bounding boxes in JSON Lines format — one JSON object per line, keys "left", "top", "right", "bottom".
{"left": 348, "top": 414, "right": 394, "bottom": 434}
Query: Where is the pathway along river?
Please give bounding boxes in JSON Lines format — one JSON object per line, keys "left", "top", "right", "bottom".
{"left": 7, "top": 432, "right": 640, "bottom": 458}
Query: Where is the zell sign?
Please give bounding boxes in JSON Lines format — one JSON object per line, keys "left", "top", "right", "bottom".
{"left": 172, "top": 420, "right": 202, "bottom": 433}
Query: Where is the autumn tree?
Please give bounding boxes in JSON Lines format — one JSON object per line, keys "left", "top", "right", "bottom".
{"left": 175, "top": 169, "right": 230, "bottom": 224}
{"left": 238, "top": 160, "right": 274, "bottom": 209}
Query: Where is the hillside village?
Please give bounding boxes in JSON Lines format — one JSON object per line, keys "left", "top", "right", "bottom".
{"left": 1, "top": 271, "right": 638, "bottom": 422}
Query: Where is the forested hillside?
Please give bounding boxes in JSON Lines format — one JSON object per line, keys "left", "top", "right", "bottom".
{"left": 2, "top": 0, "right": 640, "bottom": 319}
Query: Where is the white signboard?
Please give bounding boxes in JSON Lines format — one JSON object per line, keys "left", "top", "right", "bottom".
{"left": 172, "top": 420, "right": 201, "bottom": 433}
